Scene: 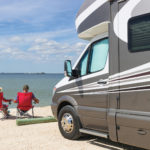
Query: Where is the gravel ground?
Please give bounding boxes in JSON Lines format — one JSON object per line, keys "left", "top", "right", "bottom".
{"left": 0, "top": 106, "right": 142, "bottom": 150}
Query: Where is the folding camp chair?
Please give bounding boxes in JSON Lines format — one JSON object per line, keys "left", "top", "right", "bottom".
{"left": 0, "top": 105, "right": 9, "bottom": 120}
{"left": 0, "top": 92, "right": 4, "bottom": 120}
{"left": 16, "top": 92, "right": 34, "bottom": 118}
{"left": 16, "top": 106, "right": 34, "bottom": 118}
{"left": 0, "top": 91, "right": 12, "bottom": 120}
{"left": 0, "top": 108, "right": 4, "bottom": 120}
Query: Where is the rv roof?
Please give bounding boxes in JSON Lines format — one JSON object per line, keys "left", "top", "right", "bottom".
{"left": 76, "top": 0, "right": 110, "bottom": 40}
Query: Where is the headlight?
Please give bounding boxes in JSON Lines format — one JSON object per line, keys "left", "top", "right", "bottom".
{"left": 52, "top": 87, "right": 56, "bottom": 96}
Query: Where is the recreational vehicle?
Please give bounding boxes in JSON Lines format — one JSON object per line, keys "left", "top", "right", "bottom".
{"left": 51, "top": 0, "right": 150, "bottom": 149}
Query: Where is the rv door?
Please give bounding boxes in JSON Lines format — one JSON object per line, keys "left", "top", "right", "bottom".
{"left": 74, "top": 37, "right": 109, "bottom": 132}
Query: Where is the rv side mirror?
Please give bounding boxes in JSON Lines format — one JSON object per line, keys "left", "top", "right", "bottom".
{"left": 64, "top": 60, "right": 72, "bottom": 77}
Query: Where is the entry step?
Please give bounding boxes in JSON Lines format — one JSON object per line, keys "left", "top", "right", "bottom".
{"left": 79, "top": 128, "right": 108, "bottom": 138}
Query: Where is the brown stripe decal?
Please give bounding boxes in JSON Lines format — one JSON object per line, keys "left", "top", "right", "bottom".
{"left": 110, "top": 71, "right": 150, "bottom": 82}
{"left": 110, "top": 85, "right": 150, "bottom": 93}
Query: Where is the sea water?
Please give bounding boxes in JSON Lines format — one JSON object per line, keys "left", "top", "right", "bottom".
{"left": 0, "top": 73, "right": 64, "bottom": 108}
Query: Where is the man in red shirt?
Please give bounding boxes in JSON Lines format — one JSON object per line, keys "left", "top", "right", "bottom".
{"left": 14, "top": 85, "right": 39, "bottom": 115}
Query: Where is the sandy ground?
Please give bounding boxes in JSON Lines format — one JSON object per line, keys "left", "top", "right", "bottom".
{"left": 0, "top": 106, "right": 137, "bottom": 150}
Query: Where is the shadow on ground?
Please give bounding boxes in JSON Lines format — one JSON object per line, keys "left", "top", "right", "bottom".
{"left": 78, "top": 135, "right": 146, "bottom": 150}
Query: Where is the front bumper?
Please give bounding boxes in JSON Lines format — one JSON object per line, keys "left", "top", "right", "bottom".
{"left": 51, "top": 103, "right": 58, "bottom": 119}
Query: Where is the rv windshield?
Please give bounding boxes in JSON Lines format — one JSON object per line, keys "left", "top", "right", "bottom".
{"left": 89, "top": 38, "right": 108, "bottom": 73}
{"left": 77, "top": 38, "right": 108, "bottom": 77}
{"left": 79, "top": 50, "right": 89, "bottom": 76}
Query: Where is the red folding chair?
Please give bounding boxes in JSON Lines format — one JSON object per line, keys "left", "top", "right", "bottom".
{"left": 0, "top": 105, "right": 9, "bottom": 119}
{"left": 16, "top": 92, "right": 34, "bottom": 118}
{"left": 0, "top": 92, "right": 3, "bottom": 108}
{"left": 0, "top": 92, "right": 9, "bottom": 119}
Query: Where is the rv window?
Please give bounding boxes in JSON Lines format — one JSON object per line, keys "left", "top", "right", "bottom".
{"left": 128, "top": 13, "right": 150, "bottom": 52}
{"left": 89, "top": 39, "right": 108, "bottom": 73}
{"left": 78, "top": 49, "right": 89, "bottom": 76}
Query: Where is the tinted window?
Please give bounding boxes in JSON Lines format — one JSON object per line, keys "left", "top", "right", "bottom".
{"left": 128, "top": 13, "right": 150, "bottom": 52}
{"left": 78, "top": 50, "right": 89, "bottom": 76}
{"left": 89, "top": 39, "right": 108, "bottom": 73}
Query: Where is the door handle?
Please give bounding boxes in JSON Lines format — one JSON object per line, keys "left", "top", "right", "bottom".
{"left": 97, "top": 80, "right": 107, "bottom": 84}
{"left": 137, "top": 129, "right": 147, "bottom": 135}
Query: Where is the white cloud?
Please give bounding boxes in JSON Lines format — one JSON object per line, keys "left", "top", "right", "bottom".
{"left": 28, "top": 40, "right": 86, "bottom": 54}
{"left": 0, "top": 34, "right": 87, "bottom": 63}
{"left": 34, "top": 38, "right": 48, "bottom": 43}
{"left": 9, "top": 36, "right": 22, "bottom": 42}
{"left": 5, "top": 29, "right": 74, "bottom": 42}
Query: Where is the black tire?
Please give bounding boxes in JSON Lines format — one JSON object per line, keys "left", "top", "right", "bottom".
{"left": 58, "top": 105, "right": 81, "bottom": 140}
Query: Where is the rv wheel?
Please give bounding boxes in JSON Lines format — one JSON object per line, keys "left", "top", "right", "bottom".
{"left": 58, "top": 105, "right": 81, "bottom": 140}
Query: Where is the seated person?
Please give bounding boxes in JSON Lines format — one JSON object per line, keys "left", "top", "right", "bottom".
{"left": 0, "top": 87, "right": 12, "bottom": 118}
{"left": 14, "top": 85, "right": 39, "bottom": 114}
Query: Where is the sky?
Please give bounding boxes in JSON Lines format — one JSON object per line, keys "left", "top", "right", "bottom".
{"left": 0, "top": 0, "right": 86, "bottom": 73}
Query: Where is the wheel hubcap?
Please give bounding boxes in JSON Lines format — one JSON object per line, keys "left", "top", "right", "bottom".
{"left": 61, "top": 113, "right": 74, "bottom": 133}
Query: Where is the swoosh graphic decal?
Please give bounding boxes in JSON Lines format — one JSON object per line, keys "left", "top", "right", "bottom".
{"left": 76, "top": 0, "right": 107, "bottom": 30}
{"left": 113, "top": 0, "right": 141, "bottom": 43}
